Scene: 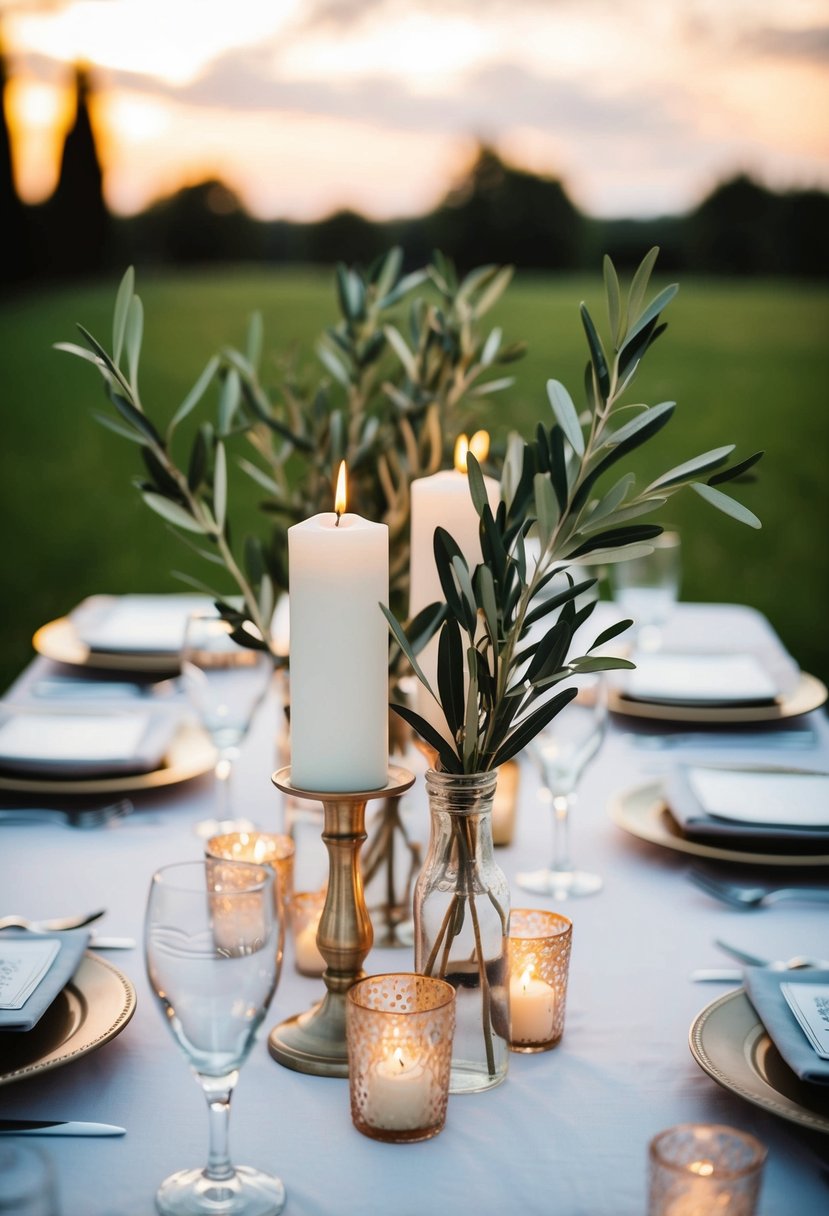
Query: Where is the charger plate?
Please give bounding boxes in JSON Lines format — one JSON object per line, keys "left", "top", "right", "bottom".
{"left": 0, "top": 721, "right": 215, "bottom": 795}
{"left": 609, "top": 781, "right": 829, "bottom": 867}
{"left": 608, "top": 671, "right": 826, "bottom": 723}
{"left": 690, "top": 989, "right": 829, "bottom": 1134}
{"left": 33, "top": 616, "right": 180, "bottom": 675}
{"left": 0, "top": 954, "right": 136, "bottom": 1087}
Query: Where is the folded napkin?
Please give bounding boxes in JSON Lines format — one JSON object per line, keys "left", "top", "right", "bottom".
{"left": 74, "top": 594, "right": 214, "bottom": 655}
{"left": 666, "top": 766, "right": 829, "bottom": 844}
{"left": 744, "top": 967, "right": 829, "bottom": 1085}
{"left": 0, "top": 708, "right": 180, "bottom": 777}
{"left": 0, "top": 930, "right": 89, "bottom": 1032}
{"left": 623, "top": 651, "right": 780, "bottom": 707}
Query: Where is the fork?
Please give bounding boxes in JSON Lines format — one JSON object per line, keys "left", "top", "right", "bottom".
{"left": 0, "top": 799, "right": 134, "bottom": 830}
{"left": 689, "top": 869, "right": 829, "bottom": 909}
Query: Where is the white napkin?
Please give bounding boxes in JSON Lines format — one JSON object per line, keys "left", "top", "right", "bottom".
{"left": 688, "top": 768, "right": 829, "bottom": 828}
{"left": 625, "top": 652, "right": 779, "bottom": 706}
{"left": 76, "top": 594, "right": 214, "bottom": 654}
{"left": 0, "top": 710, "right": 179, "bottom": 776}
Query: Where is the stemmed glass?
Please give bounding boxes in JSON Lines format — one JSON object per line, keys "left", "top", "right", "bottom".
{"left": 145, "top": 860, "right": 285, "bottom": 1216}
{"left": 181, "top": 613, "right": 274, "bottom": 837}
{"left": 609, "top": 531, "right": 681, "bottom": 652}
{"left": 517, "top": 677, "right": 607, "bottom": 899}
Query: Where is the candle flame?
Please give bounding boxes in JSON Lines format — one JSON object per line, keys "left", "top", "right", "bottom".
{"left": 519, "top": 967, "right": 533, "bottom": 992}
{"left": 469, "top": 430, "right": 490, "bottom": 463}
{"left": 334, "top": 460, "right": 347, "bottom": 523}
{"left": 454, "top": 434, "right": 469, "bottom": 473}
{"left": 688, "top": 1160, "right": 714, "bottom": 1177}
{"left": 393, "top": 1046, "right": 406, "bottom": 1071}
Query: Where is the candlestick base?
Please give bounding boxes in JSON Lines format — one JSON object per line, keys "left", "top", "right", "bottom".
{"left": 268, "top": 765, "right": 415, "bottom": 1078}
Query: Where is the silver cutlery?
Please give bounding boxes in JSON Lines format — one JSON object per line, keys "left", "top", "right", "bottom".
{"left": 0, "top": 909, "right": 105, "bottom": 932}
{"left": 0, "top": 798, "right": 134, "bottom": 829}
{"left": 715, "top": 939, "right": 829, "bottom": 970}
{"left": 0, "top": 1120, "right": 125, "bottom": 1137}
{"left": 87, "top": 937, "right": 136, "bottom": 950}
{"left": 689, "top": 870, "right": 829, "bottom": 909}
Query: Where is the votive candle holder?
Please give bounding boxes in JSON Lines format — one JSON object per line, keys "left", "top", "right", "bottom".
{"left": 648, "top": 1123, "right": 766, "bottom": 1216}
{"left": 346, "top": 973, "right": 456, "bottom": 1143}
{"left": 508, "top": 909, "right": 572, "bottom": 1052}
{"left": 290, "top": 887, "right": 327, "bottom": 977}
{"left": 205, "top": 830, "right": 295, "bottom": 922}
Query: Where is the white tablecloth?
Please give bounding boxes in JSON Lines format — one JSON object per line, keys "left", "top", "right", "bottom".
{"left": 1, "top": 604, "right": 828, "bottom": 1215}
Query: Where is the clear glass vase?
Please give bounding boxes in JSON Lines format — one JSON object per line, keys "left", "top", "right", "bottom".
{"left": 414, "top": 769, "right": 510, "bottom": 1093}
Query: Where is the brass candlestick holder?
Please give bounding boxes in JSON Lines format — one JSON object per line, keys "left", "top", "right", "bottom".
{"left": 268, "top": 764, "right": 415, "bottom": 1078}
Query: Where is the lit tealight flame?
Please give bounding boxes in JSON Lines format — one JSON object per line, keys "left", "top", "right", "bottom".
{"left": 688, "top": 1160, "right": 715, "bottom": 1177}
{"left": 334, "top": 460, "right": 347, "bottom": 525}
{"left": 393, "top": 1046, "right": 406, "bottom": 1071}
{"left": 454, "top": 434, "right": 469, "bottom": 473}
{"left": 519, "top": 967, "right": 533, "bottom": 992}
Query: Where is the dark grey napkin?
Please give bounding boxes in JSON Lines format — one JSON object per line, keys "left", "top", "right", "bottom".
{"left": 744, "top": 967, "right": 829, "bottom": 1085}
{"left": 0, "top": 930, "right": 89, "bottom": 1032}
{"left": 665, "top": 766, "right": 829, "bottom": 844}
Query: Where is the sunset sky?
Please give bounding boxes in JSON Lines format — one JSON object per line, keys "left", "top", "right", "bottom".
{"left": 2, "top": 0, "right": 828, "bottom": 221}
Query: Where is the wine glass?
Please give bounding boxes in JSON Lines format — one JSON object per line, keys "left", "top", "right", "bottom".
{"left": 517, "top": 677, "right": 607, "bottom": 899}
{"left": 145, "top": 860, "right": 285, "bottom": 1216}
{"left": 609, "top": 531, "right": 681, "bottom": 652}
{"left": 181, "top": 613, "right": 274, "bottom": 837}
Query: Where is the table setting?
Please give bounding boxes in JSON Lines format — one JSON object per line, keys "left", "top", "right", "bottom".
{"left": 1, "top": 249, "right": 828, "bottom": 1215}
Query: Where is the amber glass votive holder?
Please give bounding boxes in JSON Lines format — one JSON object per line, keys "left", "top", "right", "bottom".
{"left": 648, "top": 1124, "right": 766, "bottom": 1215}
{"left": 205, "top": 831, "right": 295, "bottom": 922}
{"left": 346, "top": 973, "right": 456, "bottom": 1144}
{"left": 290, "top": 887, "right": 327, "bottom": 977}
{"left": 508, "top": 909, "right": 572, "bottom": 1053}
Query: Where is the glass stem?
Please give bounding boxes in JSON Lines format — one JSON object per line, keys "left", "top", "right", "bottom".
{"left": 200, "top": 1072, "right": 237, "bottom": 1182}
{"left": 550, "top": 793, "right": 574, "bottom": 873}
{"left": 214, "top": 755, "right": 233, "bottom": 821}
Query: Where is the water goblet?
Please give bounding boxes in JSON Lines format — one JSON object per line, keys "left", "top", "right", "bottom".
{"left": 145, "top": 859, "right": 285, "bottom": 1216}
{"left": 517, "top": 678, "right": 607, "bottom": 899}
{"left": 181, "top": 613, "right": 274, "bottom": 837}
{"left": 609, "top": 530, "right": 681, "bottom": 652}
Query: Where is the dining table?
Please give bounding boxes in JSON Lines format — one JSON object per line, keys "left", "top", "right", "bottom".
{"left": 1, "top": 601, "right": 828, "bottom": 1216}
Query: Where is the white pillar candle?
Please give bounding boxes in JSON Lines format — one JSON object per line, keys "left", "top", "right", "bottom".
{"left": 509, "top": 968, "right": 556, "bottom": 1044}
{"left": 408, "top": 435, "right": 499, "bottom": 739}
{"left": 364, "top": 1045, "right": 436, "bottom": 1132}
{"left": 288, "top": 465, "right": 389, "bottom": 792}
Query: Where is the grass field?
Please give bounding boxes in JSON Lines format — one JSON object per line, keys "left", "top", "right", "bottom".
{"left": 1, "top": 265, "right": 827, "bottom": 693}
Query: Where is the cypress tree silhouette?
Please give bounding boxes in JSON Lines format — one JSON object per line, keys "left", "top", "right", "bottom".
{"left": 0, "top": 27, "right": 32, "bottom": 287}
{"left": 48, "top": 63, "right": 110, "bottom": 276}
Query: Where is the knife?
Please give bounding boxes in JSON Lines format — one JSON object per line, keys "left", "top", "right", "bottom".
{"left": 88, "top": 936, "right": 136, "bottom": 951}
{"left": 0, "top": 1120, "right": 125, "bottom": 1136}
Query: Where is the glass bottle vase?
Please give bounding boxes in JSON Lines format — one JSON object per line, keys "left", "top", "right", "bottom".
{"left": 414, "top": 768, "right": 510, "bottom": 1093}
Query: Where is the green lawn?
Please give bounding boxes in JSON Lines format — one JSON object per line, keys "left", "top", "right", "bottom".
{"left": 1, "top": 266, "right": 827, "bottom": 693}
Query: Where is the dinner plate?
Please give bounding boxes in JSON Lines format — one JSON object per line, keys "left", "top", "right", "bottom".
{"left": 689, "top": 989, "right": 829, "bottom": 1135}
{"left": 609, "top": 781, "right": 829, "bottom": 867}
{"left": 608, "top": 670, "right": 826, "bottom": 723}
{"left": 0, "top": 954, "right": 137, "bottom": 1087}
{"left": 0, "top": 721, "right": 215, "bottom": 795}
{"left": 33, "top": 615, "right": 181, "bottom": 674}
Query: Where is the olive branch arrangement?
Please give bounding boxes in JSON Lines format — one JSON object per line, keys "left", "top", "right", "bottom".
{"left": 383, "top": 246, "right": 763, "bottom": 774}
{"left": 55, "top": 248, "right": 524, "bottom": 655}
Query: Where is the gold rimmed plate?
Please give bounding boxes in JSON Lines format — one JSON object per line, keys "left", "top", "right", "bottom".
{"left": 690, "top": 989, "right": 829, "bottom": 1134}
{"left": 0, "top": 721, "right": 215, "bottom": 795}
{"left": 33, "top": 616, "right": 180, "bottom": 675}
{"left": 609, "top": 781, "right": 829, "bottom": 867}
{"left": 608, "top": 671, "right": 826, "bottom": 723}
{"left": 0, "top": 954, "right": 137, "bottom": 1087}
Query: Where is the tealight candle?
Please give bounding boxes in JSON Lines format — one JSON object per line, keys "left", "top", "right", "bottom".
{"left": 291, "top": 889, "right": 326, "bottom": 976}
{"left": 508, "top": 908, "right": 572, "bottom": 1052}
{"left": 364, "top": 1044, "right": 435, "bottom": 1132}
{"left": 288, "top": 462, "right": 389, "bottom": 792}
{"left": 509, "top": 967, "right": 556, "bottom": 1045}
{"left": 408, "top": 433, "right": 499, "bottom": 739}
{"left": 205, "top": 831, "right": 295, "bottom": 922}
{"left": 346, "top": 973, "right": 455, "bottom": 1143}
{"left": 648, "top": 1124, "right": 766, "bottom": 1216}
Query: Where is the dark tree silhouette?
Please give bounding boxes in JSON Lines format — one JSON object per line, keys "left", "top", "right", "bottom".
{"left": 46, "top": 64, "right": 110, "bottom": 276}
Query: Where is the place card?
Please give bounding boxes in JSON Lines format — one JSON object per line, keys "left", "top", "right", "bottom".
{"left": 625, "top": 652, "right": 779, "bottom": 705}
{"left": 0, "top": 713, "right": 149, "bottom": 765}
{"left": 0, "top": 939, "right": 60, "bottom": 1010}
{"left": 781, "top": 982, "right": 829, "bottom": 1060}
{"left": 688, "top": 768, "right": 829, "bottom": 828}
